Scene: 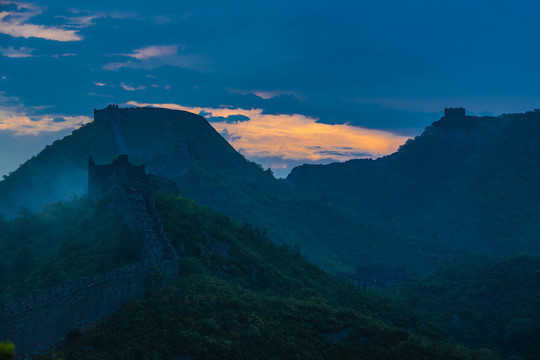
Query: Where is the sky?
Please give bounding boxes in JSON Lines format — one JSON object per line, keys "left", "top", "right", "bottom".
{"left": 2, "top": 0, "right": 540, "bottom": 178}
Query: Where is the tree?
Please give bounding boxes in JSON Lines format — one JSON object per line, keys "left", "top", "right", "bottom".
{"left": 0, "top": 342, "right": 15, "bottom": 360}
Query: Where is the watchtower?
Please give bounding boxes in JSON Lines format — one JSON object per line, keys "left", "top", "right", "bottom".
{"left": 444, "top": 107, "right": 466, "bottom": 120}
{"left": 88, "top": 154, "right": 148, "bottom": 202}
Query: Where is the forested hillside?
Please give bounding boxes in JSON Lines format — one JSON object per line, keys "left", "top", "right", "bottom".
{"left": 391, "top": 255, "right": 540, "bottom": 360}
{"left": 42, "top": 193, "right": 497, "bottom": 360}
{"left": 288, "top": 110, "right": 540, "bottom": 255}
{"left": 0, "top": 106, "right": 466, "bottom": 275}
{"left": 0, "top": 198, "right": 138, "bottom": 305}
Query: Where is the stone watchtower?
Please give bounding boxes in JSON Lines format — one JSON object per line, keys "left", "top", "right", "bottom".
{"left": 444, "top": 107, "right": 466, "bottom": 120}
{"left": 93, "top": 104, "right": 121, "bottom": 123}
{"left": 88, "top": 154, "right": 148, "bottom": 203}
{"left": 88, "top": 155, "right": 178, "bottom": 263}
{"left": 0, "top": 155, "right": 180, "bottom": 359}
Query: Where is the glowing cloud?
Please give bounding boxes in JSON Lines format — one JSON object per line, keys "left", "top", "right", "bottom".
{"left": 0, "top": 2, "right": 81, "bottom": 41}
{"left": 0, "top": 92, "right": 91, "bottom": 135}
{"left": 127, "top": 101, "right": 410, "bottom": 164}
{"left": 0, "top": 46, "right": 34, "bottom": 58}
{"left": 126, "top": 45, "right": 181, "bottom": 60}
{"left": 0, "top": 113, "right": 91, "bottom": 135}
{"left": 104, "top": 45, "right": 206, "bottom": 71}
{"left": 120, "top": 82, "right": 146, "bottom": 91}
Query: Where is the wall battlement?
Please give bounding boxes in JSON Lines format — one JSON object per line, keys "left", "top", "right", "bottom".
{"left": 0, "top": 155, "right": 180, "bottom": 359}
{"left": 93, "top": 104, "right": 122, "bottom": 123}
{"left": 89, "top": 154, "right": 178, "bottom": 264}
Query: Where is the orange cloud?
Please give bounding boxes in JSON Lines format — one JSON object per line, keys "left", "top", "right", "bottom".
{"left": 127, "top": 102, "right": 410, "bottom": 163}
{"left": 0, "top": 114, "right": 91, "bottom": 135}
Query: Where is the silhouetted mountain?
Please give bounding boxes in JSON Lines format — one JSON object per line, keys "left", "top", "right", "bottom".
{"left": 0, "top": 105, "right": 275, "bottom": 218}
{"left": 0, "top": 105, "right": 465, "bottom": 274}
{"left": 287, "top": 108, "right": 540, "bottom": 255}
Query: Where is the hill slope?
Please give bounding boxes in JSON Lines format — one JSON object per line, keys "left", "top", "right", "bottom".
{"left": 393, "top": 255, "right": 540, "bottom": 360}
{"left": 42, "top": 193, "right": 497, "bottom": 360}
{"left": 0, "top": 198, "right": 138, "bottom": 305}
{"left": 0, "top": 105, "right": 465, "bottom": 274}
{"left": 287, "top": 110, "right": 540, "bottom": 255}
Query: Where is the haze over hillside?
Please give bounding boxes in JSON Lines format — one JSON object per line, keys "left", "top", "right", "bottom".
{"left": 4, "top": 105, "right": 540, "bottom": 274}
{"left": 3, "top": 105, "right": 540, "bottom": 359}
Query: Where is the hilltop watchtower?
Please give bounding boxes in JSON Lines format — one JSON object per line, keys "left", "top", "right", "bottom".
{"left": 444, "top": 107, "right": 466, "bottom": 120}
{"left": 93, "top": 104, "right": 121, "bottom": 123}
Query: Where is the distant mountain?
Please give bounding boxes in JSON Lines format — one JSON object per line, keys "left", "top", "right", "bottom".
{"left": 287, "top": 108, "right": 540, "bottom": 255}
{"left": 0, "top": 105, "right": 465, "bottom": 274}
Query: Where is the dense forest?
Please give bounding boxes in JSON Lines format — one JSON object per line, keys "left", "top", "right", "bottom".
{"left": 3, "top": 107, "right": 540, "bottom": 358}
{"left": 391, "top": 256, "right": 540, "bottom": 360}
{"left": 0, "top": 198, "right": 138, "bottom": 305}
{"left": 0, "top": 107, "right": 470, "bottom": 275}
{"left": 39, "top": 193, "right": 496, "bottom": 360}
{"left": 287, "top": 110, "right": 540, "bottom": 257}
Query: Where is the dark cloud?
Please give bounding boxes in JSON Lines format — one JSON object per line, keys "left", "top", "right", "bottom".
{"left": 219, "top": 128, "right": 241, "bottom": 142}
{"left": 207, "top": 114, "right": 250, "bottom": 124}
{"left": 315, "top": 150, "right": 374, "bottom": 158}
{"left": 3, "top": 0, "right": 540, "bottom": 175}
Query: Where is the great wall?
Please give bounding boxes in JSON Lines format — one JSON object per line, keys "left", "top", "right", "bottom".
{"left": 0, "top": 154, "right": 181, "bottom": 359}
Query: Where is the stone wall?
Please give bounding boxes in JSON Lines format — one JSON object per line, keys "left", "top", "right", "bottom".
{"left": 0, "top": 258, "right": 179, "bottom": 358}
{"left": 0, "top": 154, "right": 181, "bottom": 359}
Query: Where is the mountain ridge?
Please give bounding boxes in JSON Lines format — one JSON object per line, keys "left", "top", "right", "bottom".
{"left": 287, "top": 109, "right": 540, "bottom": 255}
{"left": 0, "top": 105, "right": 468, "bottom": 274}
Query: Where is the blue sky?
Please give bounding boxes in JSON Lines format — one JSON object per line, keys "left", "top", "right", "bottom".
{"left": 2, "top": 0, "right": 540, "bottom": 177}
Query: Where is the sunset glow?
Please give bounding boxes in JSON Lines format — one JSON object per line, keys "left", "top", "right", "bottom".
{"left": 127, "top": 102, "right": 410, "bottom": 165}
{"left": 0, "top": 114, "right": 91, "bottom": 135}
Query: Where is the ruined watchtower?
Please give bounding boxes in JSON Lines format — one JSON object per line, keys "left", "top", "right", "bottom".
{"left": 93, "top": 104, "right": 121, "bottom": 123}
{"left": 88, "top": 154, "right": 148, "bottom": 202}
{"left": 0, "top": 155, "right": 180, "bottom": 358}
{"left": 88, "top": 155, "right": 178, "bottom": 264}
{"left": 444, "top": 107, "right": 466, "bottom": 120}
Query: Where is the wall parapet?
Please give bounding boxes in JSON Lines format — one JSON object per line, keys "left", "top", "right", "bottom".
{"left": 0, "top": 258, "right": 180, "bottom": 358}
{"left": 0, "top": 154, "right": 181, "bottom": 359}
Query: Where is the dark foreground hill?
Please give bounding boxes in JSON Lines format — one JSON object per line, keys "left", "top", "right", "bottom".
{"left": 39, "top": 193, "right": 496, "bottom": 360}
{"left": 287, "top": 109, "right": 540, "bottom": 256}
{"left": 0, "top": 105, "right": 465, "bottom": 274}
